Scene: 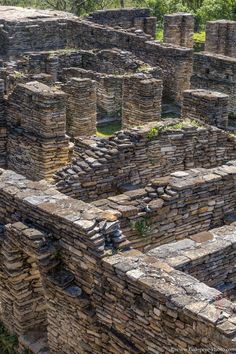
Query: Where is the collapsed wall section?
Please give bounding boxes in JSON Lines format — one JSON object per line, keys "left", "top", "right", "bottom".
{"left": 54, "top": 121, "right": 236, "bottom": 201}
{"left": 7, "top": 81, "right": 69, "bottom": 180}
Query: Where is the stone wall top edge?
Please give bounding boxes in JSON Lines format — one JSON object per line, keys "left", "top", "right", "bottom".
{"left": 194, "top": 51, "right": 236, "bottom": 63}
{"left": 148, "top": 223, "right": 236, "bottom": 268}
{"left": 0, "top": 169, "right": 114, "bottom": 233}
{"left": 103, "top": 246, "right": 236, "bottom": 340}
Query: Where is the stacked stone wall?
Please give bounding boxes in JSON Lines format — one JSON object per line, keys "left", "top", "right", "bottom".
{"left": 164, "top": 13, "right": 194, "bottom": 48}
{"left": 182, "top": 89, "right": 229, "bottom": 129}
{"left": 94, "top": 246, "right": 236, "bottom": 354}
{"left": 191, "top": 52, "right": 236, "bottom": 116}
{"left": 67, "top": 20, "right": 193, "bottom": 103}
{"left": 0, "top": 169, "right": 236, "bottom": 353}
{"left": 93, "top": 162, "right": 236, "bottom": 250}
{"left": 150, "top": 224, "right": 236, "bottom": 290}
{"left": 205, "top": 20, "right": 236, "bottom": 57}
{"left": 0, "top": 79, "right": 7, "bottom": 167}
{"left": 122, "top": 75, "right": 163, "bottom": 128}
{"left": 7, "top": 81, "right": 69, "bottom": 180}
{"left": 54, "top": 121, "right": 236, "bottom": 201}
{"left": 86, "top": 8, "right": 157, "bottom": 38}
{"left": 63, "top": 78, "right": 97, "bottom": 137}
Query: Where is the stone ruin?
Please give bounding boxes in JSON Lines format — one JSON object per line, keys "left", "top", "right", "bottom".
{"left": 0, "top": 5, "right": 235, "bottom": 354}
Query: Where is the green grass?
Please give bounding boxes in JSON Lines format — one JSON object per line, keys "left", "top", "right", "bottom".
{"left": 156, "top": 29, "right": 206, "bottom": 44}
{"left": 0, "top": 322, "right": 31, "bottom": 354}
{"left": 97, "top": 122, "right": 122, "bottom": 137}
{"left": 0, "top": 322, "right": 18, "bottom": 354}
{"left": 193, "top": 31, "right": 206, "bottom": 43}
{"left": 156, "top": 28, "right": 164, "bottom": 41}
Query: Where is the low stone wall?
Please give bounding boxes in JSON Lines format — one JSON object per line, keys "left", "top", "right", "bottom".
{"left": 149, "top": 223, "right": 236, "bottom": 290}
{"left": 122, "top": 75, "right": 163, "bottom": 128}
{"left": 93, "top": 162, "right": 236, "bottom": 250}
{"left": 191, "top": 52, "right": 236, "bottom": 116}
{"left": 7, "top": 81, "right": 70, "bottom": 180}
{"left": 182, "top": 89, "right": 229, "bottom": 129}
{"left": 164, "top": 13, "right": 194, "bottom": 48}
{"left": 86, "top": 8, "right": 157, "bottom": 38}
{"left": 54, "top": 120, "right": 236, "bottom": 201}
{"left": 205, "top": 20, "right": 236, "bottom": 57}
{"left": 63, "top": 78, "right": 97, "bottom": 137}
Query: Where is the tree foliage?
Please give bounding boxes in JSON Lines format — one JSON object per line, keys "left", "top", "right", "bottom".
{"left": 0, "top": 0, "right": 235, "bottom": 23}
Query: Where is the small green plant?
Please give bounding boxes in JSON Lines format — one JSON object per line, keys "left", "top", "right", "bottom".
{"left": 0, "top": 322, "right": 18, "bottom": 354}
{"left": 136, "top": 64, "right": 150, "bottom": 73}
{"left": 193, "top": 31, "right": 206, "bottom": 43}
{"left": 53, "top": 249, "right": 62, "bottom": 261}
{"left": 161, "top": 119, "right": 204, "bottom": 132}
{"left": 147, "top": 127, "right": 159, "bottom": 139}
{"left": 12, "top": 71, "right": 25, "bottom": 79}
{"left": 130, "top": 218, "right": 151, "bottom": 238}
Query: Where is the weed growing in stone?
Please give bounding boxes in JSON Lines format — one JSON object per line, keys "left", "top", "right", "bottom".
{"left": 130, "top": 218, "right": 150, "bottom": 238}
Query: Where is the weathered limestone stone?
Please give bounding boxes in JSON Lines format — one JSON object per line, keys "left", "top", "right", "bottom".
{"left": 182, "top": 89, "right": 229, "bottom": 129}
{"left": 164, "top": 13, "right": 194, "bottom": 48}
{"left": 63, "top": 78, "right": 97, "bottom": 138}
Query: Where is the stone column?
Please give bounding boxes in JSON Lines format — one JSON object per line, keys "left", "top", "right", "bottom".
{"left": 182, "top": 89, "right": 229, "bottom": 129}
{"left": 64, "top": 78, "right": 97, "bottom": 138}
{"left": 7, "top": 81, "right": 70, "bottom": 180}
{"left": 144, "top": 17, "right": 157, "bottom": 38}
{"left": 163, "top": 13, "right": 194, "bottom": 48}
{"left": 205, "top": 20, "right": 236, "bottom": 57}
{"left": 122, "top": 75, "right": 163, "bottom": 129}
